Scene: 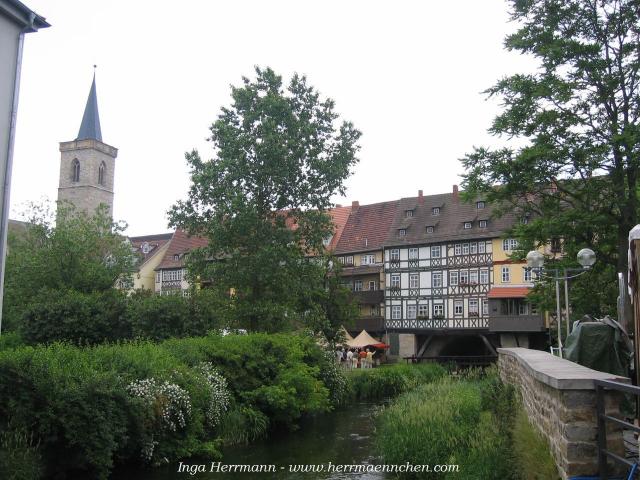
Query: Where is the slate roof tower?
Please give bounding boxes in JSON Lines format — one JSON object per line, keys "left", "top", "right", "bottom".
{"left": 57, "top": 71, "right": 117, "bottom": 215}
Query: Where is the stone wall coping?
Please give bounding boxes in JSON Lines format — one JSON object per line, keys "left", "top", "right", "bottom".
{"left": 498, "top": 347, "right": 629, "bottom": 390}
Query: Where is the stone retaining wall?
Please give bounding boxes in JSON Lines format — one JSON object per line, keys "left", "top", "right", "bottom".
{"left": 498, "top": 348, "right": 628, "bottom": 480}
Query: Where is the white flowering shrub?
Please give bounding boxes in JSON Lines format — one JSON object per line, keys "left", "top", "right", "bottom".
{"left": 127, "top": 377, "right": 192, "bottom": 460}
{"left": 196, "top": 362, "right": 231, "bottom": 429}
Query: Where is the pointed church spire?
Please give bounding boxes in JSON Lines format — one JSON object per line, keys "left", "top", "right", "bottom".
{"left": 77, "top": 68, "right": 102, "bottom": 141}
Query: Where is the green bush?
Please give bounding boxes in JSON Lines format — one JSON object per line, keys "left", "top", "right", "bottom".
{"left": 0, "top": 427, "right": 43, "bottom": 480}
{"left": 18, "top": 289, "right": 223, "bottom": 345}
{"left": 348, "top": 363, "right": 447, "bottom": 400}
{"left": 21, "top": 288, "right": 130, "bottom": 345}
{"left": 0, "top": 331, "right": 25, "bottom": 351}
{"left": 0, "top": 333, "right": 337, "bottom": 478}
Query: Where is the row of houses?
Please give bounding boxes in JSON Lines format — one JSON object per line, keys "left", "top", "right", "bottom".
{"left": 129, "top": 185, "right": 549, "bottom": 359}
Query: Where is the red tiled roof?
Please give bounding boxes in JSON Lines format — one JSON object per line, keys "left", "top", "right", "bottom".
{"left": 156, "top": 229, "right": 209, "bottom": 270}
{"left": 129, "top": 232, "right": 173, "bottom": 269}
{"left": 335, "top": 200, "right": 400, "bottom": 254}
{"left": 487, "top": 287, "right": 532, "bottom": 298}
{"left": 327, "top": 205, "right": 352, "bottom": 250}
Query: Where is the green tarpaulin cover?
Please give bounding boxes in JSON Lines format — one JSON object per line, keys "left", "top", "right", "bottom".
{"left": 564, "top": 316, "right": 632, "bottom": 378}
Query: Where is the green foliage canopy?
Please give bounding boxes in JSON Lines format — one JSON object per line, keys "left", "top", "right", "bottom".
{"left": 169, "top": 67, "right": 361, "bottom": 332}
{"left": 461, "top": 0, "right": 639, "bottom": 316}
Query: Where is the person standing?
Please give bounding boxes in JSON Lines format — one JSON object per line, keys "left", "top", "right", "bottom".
{"left": 346, "top": 349, "right": 354, "bottom": 370}
{"left": 366, "top": 349, "right": 374, "bottom": 369}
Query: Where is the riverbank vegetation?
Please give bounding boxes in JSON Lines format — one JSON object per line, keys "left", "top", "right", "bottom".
{"left": 0, "top": 333, "right": 342, "bottom": 479}
{"left": 376, "top": 368, "right": 559, "bottom": 479}
{"left": 347, "top": 363, "right": 446, "bottom": 400}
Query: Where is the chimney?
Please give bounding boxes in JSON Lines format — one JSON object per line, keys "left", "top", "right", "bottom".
{"left": 418, "top": 190, "right": 424, "bottom": 204}
{"left": 335, "top": 203, "right": 342, "bottom": 207}
{"left": 452, "top": 184, "right": 459, "bottom": 203}
{"left": 352, "top": 200, "right": 360, "bottom": 210}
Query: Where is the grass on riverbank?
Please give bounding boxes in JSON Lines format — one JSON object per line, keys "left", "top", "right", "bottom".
{"left": 346, "top": 363, "right": 447, "bottom": 400}
{"left": 376, "top": 368, "right": 559, "bottom": 479}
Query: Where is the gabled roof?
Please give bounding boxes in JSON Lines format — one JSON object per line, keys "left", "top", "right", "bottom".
{"left": 77, "top": 74, "right": 102, "bottom": 141}
{"left": 129, "top": 232, "right": 173, "bottom": 269}
{"left": 156, "top": 229, "right": 209, "bottom": 270}
{"left": 334, "top": 200, "right": 400, "bottom": 254}
{"left": 327, "top": 205, "right": 352, "bottom": 250}
{"left": 384, "top": 188, "right": 518, "bottom": 247}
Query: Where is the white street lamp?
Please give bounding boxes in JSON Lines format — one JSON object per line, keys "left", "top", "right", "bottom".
{"left": 526, "top": 248, "right": 596, "bottom": 358}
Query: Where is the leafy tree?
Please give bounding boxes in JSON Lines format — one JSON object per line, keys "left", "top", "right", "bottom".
{"left": 2, "top": 202, "right": 136, "bottom": 332}
{"left": 169, "top": 67, "right": 360, "bottom": 332}
{"left": 461, "top": 0, "right": 639, "bottom": 317}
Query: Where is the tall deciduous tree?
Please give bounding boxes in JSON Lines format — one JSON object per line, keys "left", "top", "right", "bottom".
{"left": 462, "top": 0, "right": 639, "bottom": 316}
{"left": 169, "top": 67, "right": 360, "bottom": 332}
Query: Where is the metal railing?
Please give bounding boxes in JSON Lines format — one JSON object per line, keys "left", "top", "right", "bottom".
{"left": 595, "top": 378, "right": 639, "bottom": 479}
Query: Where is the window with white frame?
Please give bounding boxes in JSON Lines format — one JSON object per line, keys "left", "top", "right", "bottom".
{"left": 450, "top": 271, "right": 459, "bottom": 286}
{"left": 339, "top": 255, "right": 354, "bottom": 265}
{"left": 405, "top": 209, "right": 414, "bottom": 218}
{"left": 155, "top": 272, "right": 161, "bottom": 283}
{"left": 409, "top": 273, "right": 419, "bottom": 289}
{"left": 501, "top": 266, "right": 511, "bottom": 283}
{"left": 433, "top": 303, "right": 444, "bottom": 317}
{"left": 464, "top": 222, "right": 472, "bottom": 229}
{"left": 361, "top": 254, "right": 375, "bottom": 265}
{"left": 480, "top": 269, "right": 489, "bottom": 284}
{"left": 398, "top": 229, "right": 407, "bottom": 237}
{"left": 431, "top": 245, "right": 441, "bottom": 258}
{"left": 477, "top": 201, "right": 485, "bottom": 209}
{"left": 462, "top": 243, "right": 470, "bottom": 255}
{"left": 518, "top": 303, "right": 529, "bottom": 315}
{"left": 524, "top": 267, "right": 532, "bottom": 282}
{"left": 469, "top": 299, "right": 479, "bottom": 314}
{"left": 370, "top": 305, "right": 379, "bottom": 316}
{"left": 521, "top": 217, "right": 529, "bottom": 225}
{"left": 460, "top": 270, "right": 469, "bottom": 284}
{"left": 454, "top": 300, "right": 463, "bottom": 315}
{"left": 470, "top": 242, "right": 477, "bottom": 254}
{"left": 531, "top": 304, "right": 538, "bottom": 314}
{"left": 322, "top": 235, "right": 333, "bottom": 247}
{"left": 432, "top": 207, "right": 440, "bottom": 215}
{"left": 409, "top": 247, "right": 419, "bottom": 260}
{"left": 503, "top": 238, "right": 519, "bottom": 251}
{"left": 162, "top": 269, "right": 182, "bottom": 282}
{"left": 469, "top": 270, "right": 479, "bottom": 284}
{"left": 354, "top": 280, "right": 363, "bottom": 291}
{"left": 368, "top": 280, "right": 376, "bottom": 291}
{"left": 454, "top": 244, "right": 462, "bottom": 255}
{"left": 478, "top": 241, "right": 486, "bottom": 253}
{"left": 391, "top": 274, "right": 400, "bottom": 288}
{"left": 407, "top": 305, "right": 417, "bottom": 319}
{"left": 479, "top": 220, "right": 488, "bottom": 228}
{"left": 390, "top": 249, "right": 400, "bottom": 261}
{"left": 418, "top": 304, "right": 429, "bottom": 318}
{"left": 432, "top": 272, "right": 443, "bottom": 287}
{"left": 426, "top": 226, "right": 434, "bottom": 233}
{"left": 482, "top": 299, "right": 489, "bottom": 315}
{"left": 391, "top": 305, "right": 402, "bottom": 319}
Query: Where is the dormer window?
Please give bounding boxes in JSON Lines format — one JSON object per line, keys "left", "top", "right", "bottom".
{"left": 173, "top": 254, "right": 180, "bottom": 261}
{"left": 432, "top": 207, "right": 440, "bottom": 216}
{"left": 479, "top": 220, "right": 488, "bottom": 228}
{"left": 476, "top": 201, "right": 485, "bottom": 209}
{"left": 426, "top": 226, "right": 434, "bottom": 233}
{"left": 463, "top": 222, "right": 472, "bottom": 229}
{"left": 322, "top": 235, "right": 333, "bottom": 247}
{"left": 398, "top": 229, "right": 407, "bottom": 237}
{"left": 405, "top": 209, "right": 414, "bottom": 218}
{"left": 520, "top": 217, "right": 529, "bottom": 225}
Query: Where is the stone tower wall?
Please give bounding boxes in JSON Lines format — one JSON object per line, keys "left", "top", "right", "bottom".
{"left": 57, "top": 139, "right": 117, "bottom": 214}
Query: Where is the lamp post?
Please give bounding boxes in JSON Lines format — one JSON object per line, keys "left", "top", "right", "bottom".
{"left": 526, "top": 248, "right": 596, "bottom": 358}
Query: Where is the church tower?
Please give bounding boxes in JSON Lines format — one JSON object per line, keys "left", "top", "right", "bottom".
{"left": 57, "top": 73, "right": 117, "bottom": 214}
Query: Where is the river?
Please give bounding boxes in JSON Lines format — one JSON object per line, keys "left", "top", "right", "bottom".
{"left": 114, "top": 400, "right": 389, "bottom": 479}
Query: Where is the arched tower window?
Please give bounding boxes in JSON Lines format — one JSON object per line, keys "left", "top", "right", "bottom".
{"left": 98, "top": 161, "right": 106, "bottom": 186}
{"left": 71, "top": 159, "right": 80, "bottom": 182}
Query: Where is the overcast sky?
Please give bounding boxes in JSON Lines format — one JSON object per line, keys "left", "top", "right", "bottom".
{"left": 11, "top": 0, "right": 537, "bottom": 236}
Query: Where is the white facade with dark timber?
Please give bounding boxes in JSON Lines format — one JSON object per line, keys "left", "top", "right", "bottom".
{"left": 384, "top": 239, "right": 494, "bottom": 331}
